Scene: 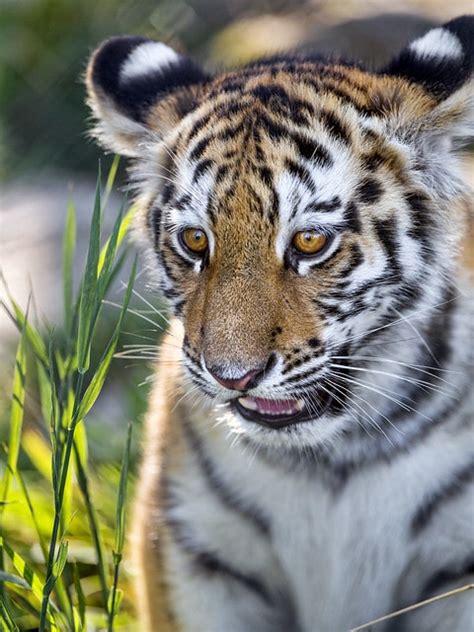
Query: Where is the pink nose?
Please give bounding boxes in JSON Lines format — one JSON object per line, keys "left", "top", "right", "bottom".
{"left": 208, "top": 367, "right": 262, "bottom": 391}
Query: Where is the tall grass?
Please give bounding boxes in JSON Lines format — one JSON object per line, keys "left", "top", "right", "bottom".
{"left": 0, "top": 160, "right": 139, "bottom": 630}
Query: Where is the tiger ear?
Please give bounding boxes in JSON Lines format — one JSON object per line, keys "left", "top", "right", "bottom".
{"left": 382, "top": 16, "right": 473, "bottom": 141}
{"left": 86, "top": 36, "right": 210, "bottom": 156}
{"left": 381, "top": 16, "right": 473, "bottom": 194}
{"left": 384, "top": 15, "right": 473, "bottom": 101}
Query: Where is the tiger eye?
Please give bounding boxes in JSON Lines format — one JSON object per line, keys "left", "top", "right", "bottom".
{"left": 292, "top": 230, "right": 327, "bottom": 255}
{"left": 181, "top": 228, "right": 208, "bottom": 254}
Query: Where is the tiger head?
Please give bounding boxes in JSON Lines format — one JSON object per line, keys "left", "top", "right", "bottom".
{"left": 87, "top": 18, "right": 473, "bottom": 448}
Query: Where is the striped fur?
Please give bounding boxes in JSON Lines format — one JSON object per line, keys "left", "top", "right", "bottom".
{"left": 87, "top": 16, "right": 474, "bottom": 631}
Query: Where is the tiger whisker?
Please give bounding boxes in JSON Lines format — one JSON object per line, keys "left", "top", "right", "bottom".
{"left": 295, "top": 379, "right": 371, "bottom": 438}
{"left": 329, "top": 363, "right": 455, "bottom": 398}
{"left": 342, "top": 295, "right": 458, "bottom": 346}
{"left": 328, "top": 368, "right": 426, "bottom": 409}
{"left": 313, "top": 382, "right": 385, "bottom": 440}
{"left": 358, "top": 337, "right": 418, "bottom": 348}
{"left": 171, "top": 383, "right": 202, "bottom": 414}
{"left": 328, "top": 370, "right": 434, "bottom": 424}
{"left": 392, "top": 306, "right": 440, "bottom": 366}
{"left": 122, "top": 330, "right": 157, "bottom": 341}
{"left": 104, "top": 301, "right": 179, "bottom": 342}
{"left": 129, "top": 287, "right": 172, "bottom": 326}
{"left": 330, "top": 355, "right": 460, "bottom": 386}
{"left": 323, "top": 378, "right": 399, "bottom": 442}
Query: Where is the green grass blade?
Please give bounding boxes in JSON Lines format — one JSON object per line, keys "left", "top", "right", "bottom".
{"left": 21, "top": 431, "right": 52, "bottom": 482}
{"left": 0, "top": 597, "right": 20, "bottom": 632}
{"left": 52, "top": 542, "right": 68, "bottom": 585}
{"left": 73, "top": 420, "right": 88, "bottom": 474}
{"left": 40, "top": 376, "right": 82, "bottom": 629}
{"left": 99, "top": 249, "right": 129, "bottom": 303}
{"left": 0, "top": 539, "right": 46, "bottom": 602}
{"left": 102, "top": 155, "right": 120, "bottom": 211}
{"left": 63, "top": 198, "right": 76, "bottom": 336}
{"left": 114, "top": 423, "right": 133, "bottom": 557}
{"left": 73, "top": 443, "right": 109, "bottom": 610}
{"left": 107, "top": 588, "right": 123, "bottom": 620}
{"left": 96, "top": 203, "right": 135, "bottom": 309}
{"left": 76, "top": 170, "right": 102, "bottom": 374}
{"left": 108, "top": 422, "right": 133, "bottom": 631}
{"left": 117, "top": 256, "right": 137, "bottom": 329}
{"left": 1, "top": 323, "right": 27, "bottom": 503}
{"left": 54, "top": 349, "right": 68, "bottom": 382}
{"left": 46, "top": 340, "right": 61, "bottom": 504}
{"left": 16, "top": 470, "right": 48, "bottom": 561}
{"left": 1, "top": 297, "right": 48, "bottom": 366}
{"left": 97, "top": 202, "right": 135, "bottom": 276}
{"left": 59, "top": 389, "right": 76, "bottom": 534}
{"left": 72, "top": 564, "right": 85, "bottom": 630}
{"left": 36, "top": 361, "right": 53, "bottom": 430}
{"left": 76, "top": 258, "right": 137, "bottom": 421}
{"left": 74, "top": 337, "right": 117, "bottom": 422}
{"left": 0, "top": 538, "right": 58, "bottom": 623}
{"left": 97, "top": 199, "right": 125, "bottom": 291}
{"left": 0, "top": 571, "right": 30, "bottom": 589}
{"left": 17, "top": 470, "right": 75, "bottom": 629}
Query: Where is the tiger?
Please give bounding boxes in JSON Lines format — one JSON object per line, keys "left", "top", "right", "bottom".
{"left": 86, "top": 15, "right": 474, "bottom": 632}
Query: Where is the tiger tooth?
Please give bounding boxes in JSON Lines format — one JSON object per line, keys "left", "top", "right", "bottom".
{"left": 295, "top": 400, "right": 305, "bottom": 412}
{"left": 238, "top": 397, "right": 258, "bottom": 411}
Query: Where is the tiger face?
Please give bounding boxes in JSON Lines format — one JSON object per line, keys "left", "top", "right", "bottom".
{"left": 87, "top": 21, "right": 472, "bottom": 447}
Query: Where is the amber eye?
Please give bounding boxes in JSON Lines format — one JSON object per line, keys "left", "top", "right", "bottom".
{"left": 292, "top": 230, "right": 328, "bottom": 255}
{"left": 180, "top": 228, "right": 209, "bottom": 255}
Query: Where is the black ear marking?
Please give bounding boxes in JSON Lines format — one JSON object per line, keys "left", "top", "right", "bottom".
{"left": 382, "top": 15, "right": 474, "bottom": 99}
{"left": 89, "top": 36, "right": 210, "bottom": 123}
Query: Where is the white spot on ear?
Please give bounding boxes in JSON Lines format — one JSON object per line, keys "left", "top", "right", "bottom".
{"left": 120, "top": 41, "right": 180, "bottom": 82}
{"left": 409, "top": 28, "right": 463, "bottom": 60}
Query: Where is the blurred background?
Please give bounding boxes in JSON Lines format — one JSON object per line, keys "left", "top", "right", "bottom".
{"left": 0, "top": 0, "right": 472, "bottom": 627}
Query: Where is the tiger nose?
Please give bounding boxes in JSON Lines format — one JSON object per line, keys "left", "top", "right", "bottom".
{"left": 207, "top": 366, "right": 263, "bottom": 391}
{"left": 206, "top": 355, "right": 276, "bottom": 391}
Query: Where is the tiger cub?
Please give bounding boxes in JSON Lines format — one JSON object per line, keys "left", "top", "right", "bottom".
{"left": 86, "top": 16, "right": 473, "bottom": 632}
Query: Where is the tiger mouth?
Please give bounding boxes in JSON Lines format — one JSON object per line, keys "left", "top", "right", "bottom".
{"left": 232, "top": 392, "right": 333, "bottom": 429}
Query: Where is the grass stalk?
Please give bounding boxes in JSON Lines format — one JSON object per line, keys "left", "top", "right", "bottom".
{"left": 107, "top": 422, "right": 133, "bottom": 631}
{"left": 73, "top": 442, "right": 109, "bottom": 608}
{"left": 38, "top": 373, "right": 83, "bottom": 631}
{"left": 0, "top": 311, "right": 28, "bottom": 617}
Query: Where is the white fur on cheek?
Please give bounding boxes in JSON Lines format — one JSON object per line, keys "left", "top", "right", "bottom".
{"left": 120, "top": 42, "right": 180, "bottom": 82}
{"left": 409, "top": 28, "right": 463, "bottom": 60}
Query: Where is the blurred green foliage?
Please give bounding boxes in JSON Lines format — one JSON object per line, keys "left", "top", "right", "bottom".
{"left": 0, "top": 0, "right": 172, "bottom": 179}
{"left": 0, "top": 0, "right": 301, "bottom": 181}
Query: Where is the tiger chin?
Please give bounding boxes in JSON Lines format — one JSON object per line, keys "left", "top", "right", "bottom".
{"left": 86, "top": 17, "right": 473, "bottom": 632}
